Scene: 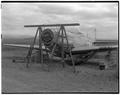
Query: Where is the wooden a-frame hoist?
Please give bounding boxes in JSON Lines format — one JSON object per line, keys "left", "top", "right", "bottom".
{"left": 24, "top": 23, "right": 80, "bottom": 73}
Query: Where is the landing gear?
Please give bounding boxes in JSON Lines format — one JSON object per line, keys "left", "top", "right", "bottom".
{"left": 12, "top": 59, "right": 16, "bottom": 63}
{"left": 99, "top": 64, "right": 105, "bottom": 70}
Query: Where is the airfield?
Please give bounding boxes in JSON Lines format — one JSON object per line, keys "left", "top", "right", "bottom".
{"left": 2, "top": 38, "right": 118, "bottom": 93}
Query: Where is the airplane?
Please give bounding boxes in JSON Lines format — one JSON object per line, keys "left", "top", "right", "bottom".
{"left": 3, "top": 23, "right": 118, "bottom": 70}
{"left": 4, "top": 37, "right": 118, "bottom": 70}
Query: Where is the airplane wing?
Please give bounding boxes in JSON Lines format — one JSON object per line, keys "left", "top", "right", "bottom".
{"left": 71, "top": 45, "right": 118, "bottom": 55}
{"left": 4, "top": 44, "right": 118, "bottom": 55}
{"left": 4, "top": 44, "right": 47, "bottom": 51}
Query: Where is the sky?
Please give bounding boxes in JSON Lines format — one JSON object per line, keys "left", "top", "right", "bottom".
{"left": 2, "top": 2, "right": 118, "bottom": 45}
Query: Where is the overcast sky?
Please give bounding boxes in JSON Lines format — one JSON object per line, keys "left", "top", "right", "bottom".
{"left": 2, "top": 3, "right": 118, "bottom": 42}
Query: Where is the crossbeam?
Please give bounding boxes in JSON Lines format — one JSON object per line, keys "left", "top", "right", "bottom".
{"left": 24, "top": 23, "right": 80, "bottom": 27}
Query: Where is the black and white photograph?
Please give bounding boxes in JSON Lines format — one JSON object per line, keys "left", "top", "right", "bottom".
{"left": 1, "top": 1, "right": 119, "bottom": 94}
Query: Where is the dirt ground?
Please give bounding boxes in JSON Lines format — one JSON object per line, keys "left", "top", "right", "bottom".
{"left": 2, "top": 46, "right": 119, "bottom": 93}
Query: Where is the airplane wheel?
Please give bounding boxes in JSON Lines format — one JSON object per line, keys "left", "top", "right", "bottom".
{"left": 65, "top": 60, "right": 80, "bottom": 66}
{"left": 99, "top": 65, "right": 105, "bottom": 70}
{"left": 12, "top": 59, "right": 16, "bottom": 63}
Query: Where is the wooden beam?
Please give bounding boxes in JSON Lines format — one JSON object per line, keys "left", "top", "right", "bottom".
{"left": 24, "top": 23, "right": 80, "bottom": 27}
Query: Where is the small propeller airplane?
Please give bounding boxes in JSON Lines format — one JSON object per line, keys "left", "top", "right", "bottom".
{"left": 4, "top": 36, "right": 118, "bottom": 69}
{"left": 3, "top": 23, "right": 118, "bottom": 70}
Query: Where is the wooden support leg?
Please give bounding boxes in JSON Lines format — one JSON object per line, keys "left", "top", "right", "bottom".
{"left": 61, "top": 27, "right": 65, "bottom": 68}
{"left": 63, "top": 27, "right": 76, "bottom": 73}
{"left": 61, "top": 60, "right": 65, "bottom": 68}
{"left": 26, "top": 28, "right": 39, "bottom": 68}
{"left": 46, "top": 47, "right": 50, "bottom": 72}
{"left": 38, "top": 27, "right": 44, "bottom": 70}
{"left": 70, "top": 50, "right": 76, "bottom": 73}
{"left": 104, "top": 50, "right": 112, "bottom": 69}
{"left": 26, "top": 57, "right": 30, "bottom": 68}
{"left": 49, "top": 27, "right": 61, "bottom": 71}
